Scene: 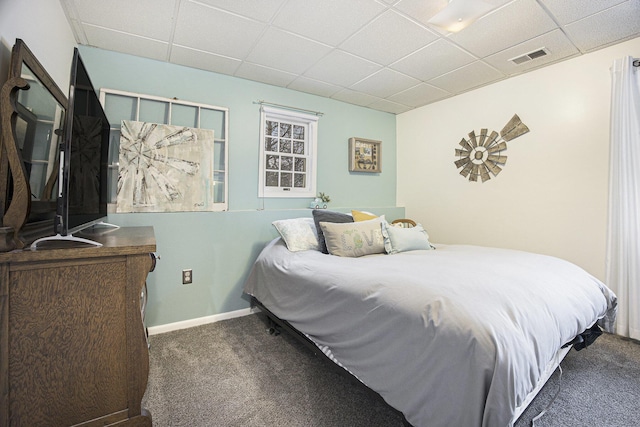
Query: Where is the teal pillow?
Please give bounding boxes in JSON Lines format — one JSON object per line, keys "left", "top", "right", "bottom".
{"left": 382, "top": 222, "right": 433, "bottom": 254}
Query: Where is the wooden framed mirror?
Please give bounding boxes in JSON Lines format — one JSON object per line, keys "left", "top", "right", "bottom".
{"left": 0, "top": 39, "right": 67, "bottom": 249}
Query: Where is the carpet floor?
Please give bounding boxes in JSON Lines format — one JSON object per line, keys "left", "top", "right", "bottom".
{"left": 142, "top": 313, "right": 640, "bottom": 427}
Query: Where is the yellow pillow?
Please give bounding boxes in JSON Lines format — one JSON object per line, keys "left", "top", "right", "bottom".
{"left": 351, "top": 210, "right": 378, "bottom": 222}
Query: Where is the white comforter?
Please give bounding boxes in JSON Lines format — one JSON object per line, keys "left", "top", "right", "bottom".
{"left": 243, "top": 239, "right": 617, "bottom": 427}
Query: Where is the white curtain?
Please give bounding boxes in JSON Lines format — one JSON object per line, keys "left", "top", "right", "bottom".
{"left": 606, "top": 57, "right": 640, "bottom": 339}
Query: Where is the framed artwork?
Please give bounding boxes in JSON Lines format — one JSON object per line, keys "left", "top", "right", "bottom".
{"left": 349, "top": 137, "right": 381, "bottom": 173}
{"left": 117, "top": 120, "right": 215, "bottom": 212}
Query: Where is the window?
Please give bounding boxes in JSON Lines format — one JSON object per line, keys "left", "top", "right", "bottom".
{"left": 99, "top": 89, "right": 228, "bottom": 211}
{"left": 259, "top": 106, "right": 318, "bottom": 198}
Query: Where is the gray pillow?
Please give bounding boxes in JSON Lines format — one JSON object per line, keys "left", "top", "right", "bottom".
{"left": 312, "top": 209, "right": 354, "bottom": 254}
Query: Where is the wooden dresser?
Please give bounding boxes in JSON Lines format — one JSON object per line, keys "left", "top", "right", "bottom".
{"left": 0, "top": 226, "right": 155, "bottom": 427}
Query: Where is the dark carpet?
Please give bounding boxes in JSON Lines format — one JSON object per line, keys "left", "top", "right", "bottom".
{"left": 142, "top": 313, "right": 640, "bottom": 427}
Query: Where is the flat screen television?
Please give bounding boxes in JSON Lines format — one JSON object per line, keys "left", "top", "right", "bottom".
{"left": 30, "top": 48, "right": 111, "bottom": 248}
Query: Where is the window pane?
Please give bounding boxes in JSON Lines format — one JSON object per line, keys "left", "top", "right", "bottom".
{"left": 279, "top": 139, "right": 291, "bottom": 153}
{"left": 140, "top": 99, "right": 169, "bottom": 123}
{"left": 266, "top": 121, "right": 278, "bottom": 137}
{"left": 214, "top": 140, "right": 225, "bottom": 171}
{"left": 104, "top": 93, "right": 137, "bottom": 123}
{"left": 281, "top": 156, "right": 293, "bottom": 171}
{"left": 294, "top": 173, "right": 306, "bottom": 188}
{"left": 108, "top": 130, "right": 122, "bottom": 203}
{"left": 201, "top": 108, "right": 225, "bottom": 138}
{"left": 266, "top": 171, "right": 278, "bottom": 186}
{"left": 265, "top": 137, "right": 278, "bottom": 152}
{"left": 266, "top": 155, "right": 279, "bottom": 170}
{"left": 295, "top": 158, "right": 305, "bottom": 172}
{"left": 109, "top": 130, "right": 121, "bottom": 165}
{"left": 281, "top": 172, "right": 292, "bottom": 187}
{"left": 109, "top": 164, "right": 118, "bottom": 202}
{"left": 213, "top": 171, "right": 225, "bottom": 203}
{"left": 293, "top": 125, "right": 304, "bottom": 140}
{"left": 293, "top": 141, "right": 304, "bottom": 155}
{"left": 172, "top": 104, "right": 198, "bottom": 127}
{"left": 279, "top": 123, "right": 291, "bottom": 138}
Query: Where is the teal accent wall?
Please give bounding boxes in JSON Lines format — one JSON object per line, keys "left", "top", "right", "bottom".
{"left": 78, "top": 47, "right": 401, "bottom": 327}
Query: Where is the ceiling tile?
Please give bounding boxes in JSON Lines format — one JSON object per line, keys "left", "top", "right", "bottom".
{"left": 244, "top": 27, "right": 333, "bottom": 75}
{"left": 170, "top": 45, "right": 241, "bottom": 75}
{"left": 192, "top": 0, "right": 287, "bottom": 23}
{"left": 429, "top": 61, "right": 504, "bottom": 94}
{"left": 287, "top": 77, "right": 342, "bottom": 98}
{"left": 367, "top": 99, "right": 413, "bottom": 114}
{"left": 350, "top": 68, "right": 421, "bottom": 99}
{"left": 71, "top": 0, "right": 177, "bottom": 41}
{"left": 82, "top": 25, "right": 169, "bottom": 61}
{"left": 387, "top": 83, "right": 450, "bottom": 107}
{"left": 173, "top": 2, "right": 265, "bottom": 59}
{"left": 340, "top": 10, "right": 439, "bottom": 65}
{"left": 303, "top": 50, "right": 382, "bottom": 87}
{"left": 271, "top": 0, "right": 386, "bottom": 46}
{"left": 449, "top": 0, "right": 558, "bottom": 58}
{"left": 392, "top": 0, "right": 448, "bottom": 26}
{"left": 484, "top": 29, "right": 580, "bottom": 75}
{"left": 538, "top": 0, "right": 627, "bottom": 25}
{"left": 563, "top": 1, "right": 640, "bottom": 52}
{"left": 390, "top": 39, "right": 477, "bottom": 81}
{"left": 331, "top": 89, "right": 380, "bottom": 107}
{"left": 235, "top": 62, "right": 298, "bottom": 87}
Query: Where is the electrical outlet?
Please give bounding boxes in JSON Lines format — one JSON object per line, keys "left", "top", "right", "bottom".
{"left": 182, "top": 269, "right": 193, "bottom": 285}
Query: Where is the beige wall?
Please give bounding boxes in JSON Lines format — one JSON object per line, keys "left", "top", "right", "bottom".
{"left": 397, "top": 36, "right": 640, "bottom": 281}
{"left": 0, "top": 0, "right": 76, "bottom": 90}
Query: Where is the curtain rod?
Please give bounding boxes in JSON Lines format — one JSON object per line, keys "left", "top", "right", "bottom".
{"left": 254, "top": 100, "right": 324, "bottom": 116}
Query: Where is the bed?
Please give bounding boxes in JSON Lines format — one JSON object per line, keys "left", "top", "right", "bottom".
{"left": 243, "top": 213, "right": 617, "bottom": 427}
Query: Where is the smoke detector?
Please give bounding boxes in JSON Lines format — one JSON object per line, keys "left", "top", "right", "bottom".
{"left": 509, "top": 48, "right": 549, "bottom": 65}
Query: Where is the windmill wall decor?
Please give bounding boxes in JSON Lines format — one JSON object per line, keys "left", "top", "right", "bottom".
{"left": 454, "top": 114, "right": 529, "bottom": 183}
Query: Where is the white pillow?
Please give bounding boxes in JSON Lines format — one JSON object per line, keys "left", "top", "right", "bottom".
{"left": 382, "top": 221, "right": 433, "bottom": 254}
{"left": 272, "top": 218, "right": 319, "bottom": 252}
{"left": 319, "top": 216, "right": 385, "bottom": 257}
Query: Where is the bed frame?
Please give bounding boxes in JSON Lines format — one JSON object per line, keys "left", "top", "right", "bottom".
{"left": 250, "top": 296, "right": 570, "bottom": 426}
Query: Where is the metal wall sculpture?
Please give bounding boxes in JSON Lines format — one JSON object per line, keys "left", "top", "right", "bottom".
{"left": 454, "top": 114, "right": 529, "bottom": 183}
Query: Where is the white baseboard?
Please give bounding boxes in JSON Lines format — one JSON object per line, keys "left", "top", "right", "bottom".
{"left": 147, "top": 307, "right": 258, "bottom": 336}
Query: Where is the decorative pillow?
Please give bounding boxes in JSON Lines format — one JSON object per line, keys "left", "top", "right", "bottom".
{"left": 382, "top": 221, "right": 433, "bottom": 254}
{"left": 312, "top": 209, "right": 354, "bottom": 254}
{"left": 320, "top": 216, "right": 385, "bottom": 257}
{"left": 351, "top": 210, "right": 378, "bottom": 221}
{"left": 272, "top": 217, "right": 319, "bottom": 252}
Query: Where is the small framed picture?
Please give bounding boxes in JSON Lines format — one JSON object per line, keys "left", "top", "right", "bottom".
{"left": 349, "top": 137, "right": 381, "bottom": 173}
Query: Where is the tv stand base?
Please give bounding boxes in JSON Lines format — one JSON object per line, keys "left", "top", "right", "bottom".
{"left": 30, "top": 233, "right": 103, "bottom": 250}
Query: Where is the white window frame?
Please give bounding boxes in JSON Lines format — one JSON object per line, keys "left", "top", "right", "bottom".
{"left": 259, "top": 105, "right": 318, "bottom": 198}
{"left": 99, "top": 88, "right": 229, "bottom": 211}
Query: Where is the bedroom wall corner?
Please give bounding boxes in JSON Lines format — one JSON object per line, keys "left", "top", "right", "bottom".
{"left": 396, "top": 36, "right": 640, "bottom": 281}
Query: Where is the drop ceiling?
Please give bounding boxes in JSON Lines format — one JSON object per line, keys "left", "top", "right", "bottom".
{"left": 60, "top": 0, "right": 640, "bottom": 114}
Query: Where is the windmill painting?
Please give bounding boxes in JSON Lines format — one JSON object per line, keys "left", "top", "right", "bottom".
{"left": 117, "top": 120, "right": 215, "bottom": 212}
